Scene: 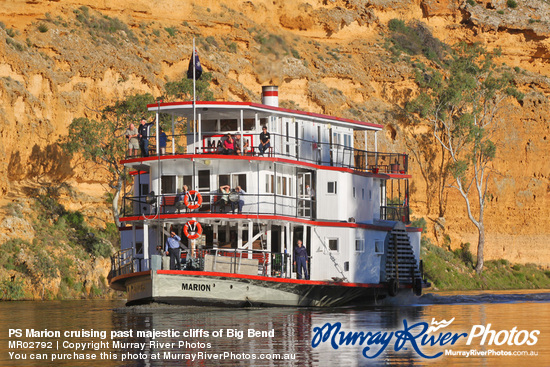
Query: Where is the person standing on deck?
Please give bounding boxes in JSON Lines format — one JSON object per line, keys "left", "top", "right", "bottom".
{"left": 175, "top": 185, "right": 189, "bottom": 214}
{"left": 294, "top": 240, "right": 309, "bottom": 280}
{"left": 159, "top": 127, "right": 167, "bottom": 155}
{"left": 165, "top": 231, "right": 182, "bottom": 270}
{"left": 124, "top": 123, "right": 139, "bottom": 157}
{"left": 138, "top": 118, "right": 154, "bottom": 157}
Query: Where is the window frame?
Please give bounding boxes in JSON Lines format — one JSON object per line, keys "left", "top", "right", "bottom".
{"left": 327, "top": 238, "right": 339, "bottom": 252}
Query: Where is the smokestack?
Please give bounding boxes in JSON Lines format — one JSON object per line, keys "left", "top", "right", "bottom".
{"left": 261, "top": 86, "right": 278, "bottom": 107}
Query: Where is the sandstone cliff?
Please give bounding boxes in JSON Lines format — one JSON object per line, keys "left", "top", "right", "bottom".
{"left": 0, "top": 0, "right": 548, "bottom": 290}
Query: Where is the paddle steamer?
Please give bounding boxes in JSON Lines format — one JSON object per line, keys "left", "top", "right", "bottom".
{"left": 109, "top": 86, "right": 426, "bottom": 306}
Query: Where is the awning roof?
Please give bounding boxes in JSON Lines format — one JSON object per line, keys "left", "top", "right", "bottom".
{"left": 147, "top": 101, "right": 383, "bottom": 131}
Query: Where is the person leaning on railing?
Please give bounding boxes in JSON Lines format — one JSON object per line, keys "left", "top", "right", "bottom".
{"left": 124, "top": 123, "right": 139, "bottom": 157}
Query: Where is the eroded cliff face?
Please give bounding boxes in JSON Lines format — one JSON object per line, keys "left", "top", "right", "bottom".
{"left": 0, "top": 0, "right": 548, "bottom": 273}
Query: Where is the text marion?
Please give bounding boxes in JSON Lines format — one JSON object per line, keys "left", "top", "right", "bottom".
{"left": 182, "top": 283, "right": 211, "bottom": 292}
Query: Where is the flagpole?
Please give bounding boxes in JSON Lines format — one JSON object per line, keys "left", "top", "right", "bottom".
{"left": 193, "top": 37, "right": 196, "bottom": 154}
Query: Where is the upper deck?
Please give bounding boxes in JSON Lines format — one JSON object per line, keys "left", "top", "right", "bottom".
{"left": 124, "top": 99, "right": 409, "bottom": 176}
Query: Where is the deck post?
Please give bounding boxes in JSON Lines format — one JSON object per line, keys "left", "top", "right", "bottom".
{"left": 155, "top": 110, "right": 159, "bottom": 156}
{"left": 248, "top": 220, "right": 253, "bottom": 259}
{"left": 237, "top": 220, "right": 243, "bottom": 250}
{"left": 266, "top": 223, "right": 272, "bottom": 275}
{"left": 240, "top": 109, "right": 244, "bottom": 153}
{"left": 198, "top": 113, "right": 202, "bottom": 152}
{"left": 213, "top": 223, "right": 219, "bottom": 247}
{"left": 171, "top": 114, "right": 175, "bottom": 154}
{"left": 143, "top": 223, "right": 149, "bottom": 271}
{"left": 288, "top": 222, "right": 292, "bottom": 278}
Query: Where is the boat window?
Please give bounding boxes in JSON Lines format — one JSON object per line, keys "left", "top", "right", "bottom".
{"left": 260, "top": 118, "right": 269, "bottom": 129}
{"left": 277, "top": 176, "right": 282, "bottom": 195}
{"left": 355, "top": 239, "right": 364, "bottom": 252}
{"left": 139, "top": 184, "right": 149, "bottom": 196}
{"left": 374, "top": 240, "right": 384, "bottom": 254}
{"left": 198, "top": 170, "right": 210, "bottom": 191}
{"left": 328, "top": 238, "right": 339, "bottom": 252}
{"left": 282, "top": 177, "right": 287, "bottom": 196}
{"left": 201, "top": 119, "right": 217, "bottom": 133}
{"left": 232, "top": 174, "right": 247, "bottom": 192}
{"left": 178, "top": 175, "right": 192, "bottom": 190}
{"left": 344, "top": 134, "right": 352, "bottom": 148}
{"left": 218, "top": 174, "right": 230, "bottom": 187}
{"left": 243, "top": 119, "right": 255, "bottom": 131}
{"left": 266, "top": 174, "right": 274, "bottom": 193}
{"left": 353, "top": 187, "right": 356, "bottom": 198}
{"left": 288, "top": 177, "right": 293, "bottom": 196}
{"left": 220, "top": 119, "right": 238, "bottom": 132}
{"left": 161, "top": 176, "right": 176, "bottom": 194}
{"left": 327, "top": 181, "right": 337, "bottom": 194}
{"left": 135, "top": 242, "right": 143, "bottom": 255}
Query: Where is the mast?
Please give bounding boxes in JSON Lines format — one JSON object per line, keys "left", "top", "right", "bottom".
{"left": 193, "top": 37, "right": 197, "bottom": 154}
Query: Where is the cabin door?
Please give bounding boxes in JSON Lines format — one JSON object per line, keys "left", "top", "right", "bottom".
{"left": 331, "top": 131, "right": 343, "bottom": 166}
{"left": 297, "top": 172, "right": 312, "bottom": 218}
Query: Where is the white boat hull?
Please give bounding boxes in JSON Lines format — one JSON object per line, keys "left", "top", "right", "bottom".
{"left": 114, "top": 270, "right": 402, "bottom": 307}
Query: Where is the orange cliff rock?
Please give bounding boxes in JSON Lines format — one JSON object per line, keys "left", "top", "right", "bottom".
{"left": 0, "top": 0, "right": 548, "bottom": 266}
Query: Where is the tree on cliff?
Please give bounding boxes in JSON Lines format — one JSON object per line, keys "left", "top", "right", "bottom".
{"left": 406, "top": 43, "right": 523, "bottom": 274}
{"left": 61, "top": 93, "right": 155, "bottom": 227}
{"left": 164, "top": 72, "right": 214, "bottom": 102}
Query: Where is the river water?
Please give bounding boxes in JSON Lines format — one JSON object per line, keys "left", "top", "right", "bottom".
{"left": 0, "top": 290, "right": 548, "bottom": 366}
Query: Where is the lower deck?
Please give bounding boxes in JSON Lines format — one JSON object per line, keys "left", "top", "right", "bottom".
{"left": 113, "top": 219, "right": 424, "bottom": 300}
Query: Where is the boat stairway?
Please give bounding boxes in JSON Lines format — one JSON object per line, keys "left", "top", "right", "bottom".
{"left": 381, "top": 222, "right": 422, "bottom": 286}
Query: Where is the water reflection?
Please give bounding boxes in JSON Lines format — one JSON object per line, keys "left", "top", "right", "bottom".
{"left": 0, "top": 291, "right": 548, "bottom": 366}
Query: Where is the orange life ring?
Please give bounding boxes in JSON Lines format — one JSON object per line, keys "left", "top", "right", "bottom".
{"left": 184, "top": 220, "right": 203, "bottom": 240}
{"left": 184, "top": 190, "right": 203, "bottom": 210}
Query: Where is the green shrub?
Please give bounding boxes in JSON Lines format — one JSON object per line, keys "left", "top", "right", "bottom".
{"left": 0, "top": 278, "right": 25, "bottom": 300}
{"left": 385, "top": 19, "right": 447, "bottom": 64}
{"left": 164, "top": 27, "right": 177, "bottom": 37}
{"left": 388, "top": 19, "right": 407, "bottom": 33}
{"left": 227, "top": 42, "right": 237, "bottom": 53}
{"left": 38, "top": 24, "right": 48, "bottom": 33}
{"left": 507, "top": 0, "right": 518, "bottom": 8}
{"left": 453, "top": 242, "right": 475, "bottom": 268}
{"left": 6, "top": 38, "right": 24, "bottom": 51}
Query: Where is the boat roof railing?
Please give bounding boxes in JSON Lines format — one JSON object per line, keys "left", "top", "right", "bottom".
{"left": 124, "top": 131, "right": 409, "bottom": 175}
{"left": 147, "top": 101, "right": 383, "bottom": 131}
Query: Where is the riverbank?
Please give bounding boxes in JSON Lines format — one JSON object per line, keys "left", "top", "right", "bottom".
{"left": 422, "top": 240, "right": 550, "bottom": 291}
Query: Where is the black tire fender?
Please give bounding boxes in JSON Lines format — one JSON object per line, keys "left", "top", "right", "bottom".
{"left": 413, "top": 277, "right": 423, "bottom": 296}
{"left": 388, "top": 278, "right": 398, "bottom": 297}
